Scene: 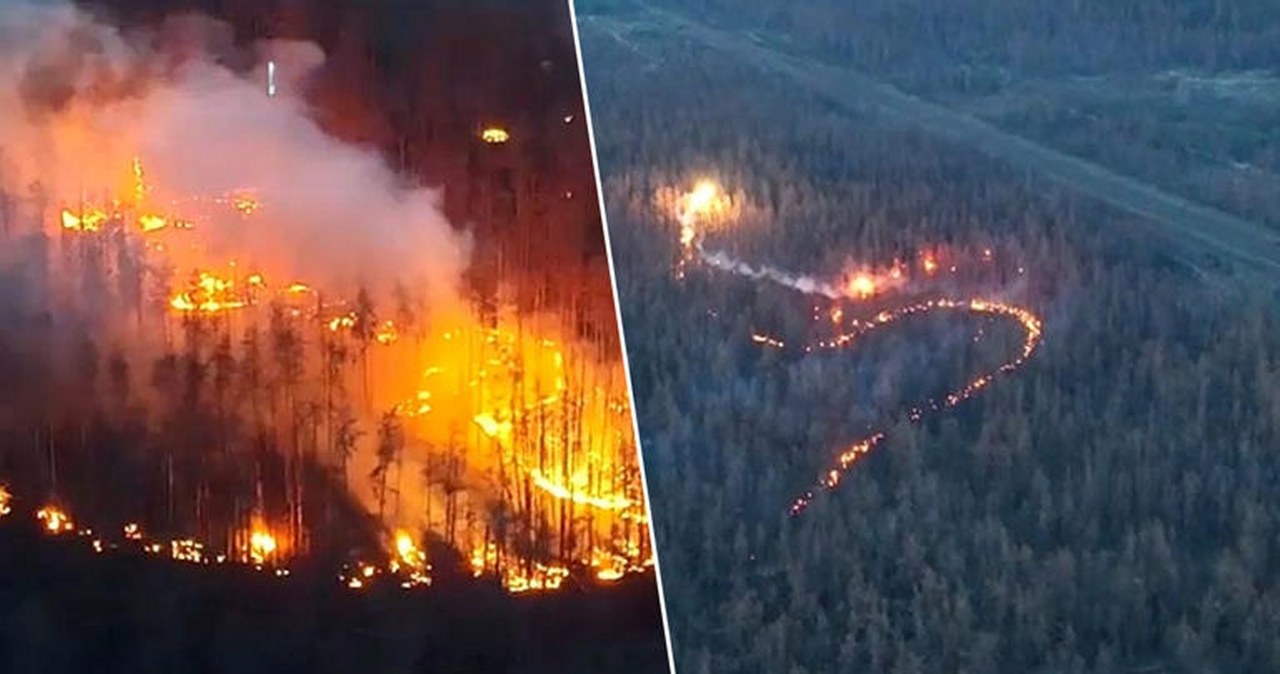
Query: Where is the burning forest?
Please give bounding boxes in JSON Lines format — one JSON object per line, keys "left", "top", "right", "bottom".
{"left": 0, "top": 1, "right": 650, "bottom": 594}
{"left": 664, "top": 179, "right": 1045, "bottom": 516}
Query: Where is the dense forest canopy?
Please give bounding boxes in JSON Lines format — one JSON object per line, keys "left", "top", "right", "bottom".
{"left": 580, "top": 0, "right": 1280, "bottom": 232}
{"left": 593, "top": 0, "right": 1280, "bottom": 75}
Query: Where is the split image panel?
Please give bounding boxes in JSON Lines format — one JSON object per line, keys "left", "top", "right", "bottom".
{"left": 0, "top": 1, "right": 669, "bottom": 672}
{"left": 576, "top": 1, "right": 1280, "bottom": 672}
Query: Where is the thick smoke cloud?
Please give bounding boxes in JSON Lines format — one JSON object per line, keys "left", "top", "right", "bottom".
{"left": 0, "top": 0, "right": 470, "bottom": 304}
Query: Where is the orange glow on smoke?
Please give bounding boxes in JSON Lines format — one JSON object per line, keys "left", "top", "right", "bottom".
{"left": 248, "top": 521, "right": 279, "bottom": 565}
{"left": 848, "top": 274, "right": 875, "bottom": 298}
{"left": 15, "top": 153, "right": 652, "bottom": 594}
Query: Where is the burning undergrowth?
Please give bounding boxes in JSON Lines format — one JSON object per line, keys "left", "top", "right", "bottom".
{"left": 0, "top": 1, "right": 649, "bottom": 592}
{"left": 665, "top": 179, "right": 1044, "bottom": 516}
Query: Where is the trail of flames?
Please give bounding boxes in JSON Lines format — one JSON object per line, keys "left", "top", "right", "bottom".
{"left": 676, "top": 183, "right": 1043, "bottom": 516}
{"left": 38, "top": 157, "right": 648, "bottom": 593}
{"left": 782, "top": 296, "right": 1042, "bottom": 515}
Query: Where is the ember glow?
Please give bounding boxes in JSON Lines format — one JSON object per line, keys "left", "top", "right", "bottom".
{"left": 786, "top": 296, "right": 1042, "bottom": 515}
{"left": 248, "top": 523, "right": 279, "bottom": 566}
{"left": 669, "top": 181, "right": 1046, "bottom": 516}
{"left": 481, "top": 127, "right": 511, "bottom": 144}
{"left": 37, "top": 506, "right": 74, "bottom": 534}
{"left": 848, "top": 274, "right": 876, "bottom": 298}
{"left": 672, "top": 179, "right": 735, "bottom": 253}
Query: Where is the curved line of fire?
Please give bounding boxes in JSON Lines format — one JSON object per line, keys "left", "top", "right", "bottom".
{"left": 672, "top": 181, "right": 1044, "bottom": 517}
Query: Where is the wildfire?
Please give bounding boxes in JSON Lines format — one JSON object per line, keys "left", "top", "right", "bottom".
{"left": 138, "top": 214, "right": 168, "bottom": 232}
{"left": 391, "top": 529, "right": 432, "bottom": 587}
{"left": 36, "top": 506, "right": 74, "bottom": 534}
{"left": 374, "top": 320, "right": 398, "bottom": 345}
{"left": 61, "top": 208, "right": 109, "bottom": 232}
{"left": 169, "top": 270, "right": 250, "bottom": 314}
{"left": 131, "top": 157, "right": 148, "bottom": 205}
{"left": 230, "top": 192, "right": 261, "bottom": 216}
{"left": 528, "top": 469, "right": 633, "bottom": 510}
{"left": 848, "top": 274, "right": 876, "bottom": 298}
{"left": 469, "top": 542, "right": 569, "bottom": 593}
{"left": 0, "top": 485, "right": 10, "bottom": 517}
{"left": 248, "top": 522, "right": 279, "bottom": 565}
{"left": 673, "top": 179, "right": 734, "bottom": 252}
{"left": 670, "top": 181, "right": 1046, "bottom": 517}
{"left": 328, "top": 313, "right": 356, "bottom": 332}
{"left": 341, "top": 562, "right": 380, "bottom": 589}
{"left": 791, "top": 295, "right": 1041, "bottom": 514}
{"left": 400, "top": 314, "right": 650, "bottom": 591}
{"left": 750, "top": 333, "right": 785, "bottom": 349}
{"left": 14, "top": 151, "right": 652, "bottom": 596}
{"left": 4, "top": 477, "right": 645, "bottom": 593}
{"left": 170, "top": 539, "right": 205, "bottom": 564}
{"left": 592, "top": 549, "right": 629, "bottom": 582}
{"left": 394, "top": 530, "right": 424, "bottom": 566}
{"left": 480, "top": 127, "right": 511, "bottom": 144}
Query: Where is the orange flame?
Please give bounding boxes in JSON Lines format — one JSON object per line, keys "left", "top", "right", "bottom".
{"left": 480, "top": 127, "right": 511, "bottom": 144}
{"left": 248, "top": 521, "right": 279, "bottom": 565}
{"left": 61, "top": 208, "right": 109, "bottom": 232}
{"left": 36, "top": 506, "right": 74, "bottom": 534}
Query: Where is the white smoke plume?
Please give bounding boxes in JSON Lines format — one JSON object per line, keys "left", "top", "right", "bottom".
{"left": 0, "top": 0, "right": 470, "bottom": 303}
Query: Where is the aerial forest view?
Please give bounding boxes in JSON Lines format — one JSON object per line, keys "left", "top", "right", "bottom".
{"left": 578, "top": 0, "right": 1280, "bottom": 672}
{"left": 0, "top": 0, "right": 665, "bottom": 672}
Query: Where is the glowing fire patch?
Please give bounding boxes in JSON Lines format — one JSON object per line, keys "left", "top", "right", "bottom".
{"left": 232, "top": 193, "right": 260, "bottom": 216}
{"left": 670, "top": 180, "right": 1045, "bottom": 517}
{"left": 16, "top": 152, "right": 653, "bottom": 595}
{"left": 61, "top": 208, "right": 109, "bottom": 232}
{"left": 374, "top": 320, "right": 398, "bottom": 345}
{"left": 673, "top": 179, "right": 733, "bottom": 250}
{"left": 473, "top": 413, "right": 513, "bottom": 445}
{"left": 848, "top": 274, "right": 875, "bottom": 298}
{"left": 169, "top": 271, "right": 249, "bottom": 314}
{"left": 171, "top": 539, "right": 205, "bottom": 564}
{"left": 481, "top": 127, "right": 510, "bottom": 144}
{"left": 248, "top": 525, "right": 278, "bottom": 565}
{"left": 138, "top": 214, "right": 168, "bottom": 232}
{"left": 528, "top": 470, "right": 633, "bottom": 511}
{"left": 36, "top": 506, "right": 74, "bottom": 534}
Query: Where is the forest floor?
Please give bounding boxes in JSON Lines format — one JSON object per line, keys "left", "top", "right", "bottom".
{"left": 0, "top": 518, "right": 669, "bottom": 674}
{"left": 581, "top": 4, "right": 1280, "bottom": 282}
